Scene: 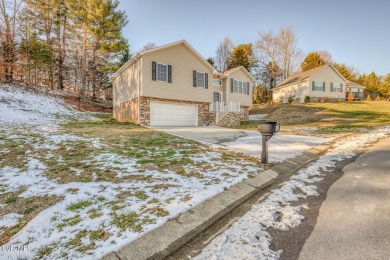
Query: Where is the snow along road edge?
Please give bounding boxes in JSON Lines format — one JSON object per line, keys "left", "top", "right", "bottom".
{"left": 102, "top": 139, "right": 334, "bottom": 260}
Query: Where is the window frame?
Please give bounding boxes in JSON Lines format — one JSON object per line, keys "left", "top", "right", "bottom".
{"left": 331, "top": 82, "right": 342, "bottom": 92}
{"left": 233, "top": 80, "right": 248, "bottom": 94}
{"left": 196, "top": 71, "right": 205, "bottom": 88}
{"left": 233, "top": 80, "right": 238, "bottom": 92}
{"left": 313, "top": 81, "right": 324, "bottom": 91}
{"left": 156, "top": 63, "right": 168, "bottom": 82}
{"left": 213, "top": 79, "right": 222, "bottom": 86}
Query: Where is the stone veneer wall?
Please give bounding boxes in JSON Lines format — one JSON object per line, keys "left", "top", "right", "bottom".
{"left": 240, "top": 107, "right": 249, "bottom": 121}
{"left": 139, "top": 97, "right": 211, "bottom": 126}
{"left": 217, "top": 112, "right": 241, "bottom": 127}
{"left": 113, "top": 98, "right": 138, "bottom": 123}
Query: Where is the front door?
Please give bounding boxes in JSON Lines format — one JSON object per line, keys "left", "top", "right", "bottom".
{"left": 213, "top": 91, "right": 222, "bottom": 102}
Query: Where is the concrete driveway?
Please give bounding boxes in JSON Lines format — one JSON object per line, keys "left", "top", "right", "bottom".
{"left": 152, "top": 126, "right": 331, "bottom": 163}
{"left": 151, "top": 126, "right": 248, "bottom": 144}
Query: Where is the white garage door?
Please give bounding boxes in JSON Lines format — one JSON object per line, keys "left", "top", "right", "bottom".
{"left": 150, "top": 102, "right": 198, "bottom": 126}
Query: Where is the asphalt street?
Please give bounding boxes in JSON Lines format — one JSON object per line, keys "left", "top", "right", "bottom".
{"left": 299, "top": 137, "right": 390, "bottom": 260}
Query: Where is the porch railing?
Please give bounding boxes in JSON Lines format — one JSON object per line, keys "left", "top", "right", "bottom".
{"left": 345, "top": 92, "right": 378, "bottom": 100}
{"left": 216, "top": 101, "right": 240, "bottom": 124}
{"left": 209, "top": 101, "right": 225, "bottom": 112}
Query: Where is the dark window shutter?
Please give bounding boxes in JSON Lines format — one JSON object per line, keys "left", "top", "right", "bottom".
{"left": 230, "top": 79, "right": 234, "bottom": 93}
{"left": 193, "top": 71, "right": 197, "bottom": 87}
{"left": 312, "top": 81, "right": 315, "bottom": 91}
{"left": 340, "top": 83, "right": 343, "bottom": 92}
{"left": 168, "top": 65, "right": 172, "bottom": 83}
{"left": 152, "top": 62, "right": 156, "bottom": 81}
{"left": 323, "top": 82, "right": 325, "bottom": 91}
{"left": 247, "top": 82, "right": 250, "bottom": 95}
{"left": 205, "top": 73, "right": 208, "bottom": 89}
{"left": 330, "top": 83, "right": 333, "bottom": 92}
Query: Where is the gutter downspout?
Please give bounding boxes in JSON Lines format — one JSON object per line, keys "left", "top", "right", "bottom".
{"left": 137, "top": 58, "right": 141, "bottom": 125}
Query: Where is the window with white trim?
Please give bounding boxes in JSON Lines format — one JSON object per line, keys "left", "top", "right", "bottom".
{"left": 157, "top": 63, "right": 168, "bottom": 82}
{"left": 213, "top": 79, "right": 222, "bottom": 86}
{"left": 313, "top": 81, "right": 324, "bottom": 91}
{"left": 331, "top": 83, "right": 342, "bottom": 92}
{"left": 196, "top": 72, "right": 205, "bottom": 88}
{"left": 233, "top": 80, "right": 248, "bottom": 94}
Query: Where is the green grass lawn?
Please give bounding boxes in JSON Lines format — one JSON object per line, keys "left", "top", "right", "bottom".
{"left": 237, "top": 101, "right": 390, "bottom": 134}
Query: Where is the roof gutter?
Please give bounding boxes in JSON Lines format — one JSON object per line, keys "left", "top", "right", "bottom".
{"left": 137, "top": 57, "right": 141, "bottom": 125}
{"left": 111, "top": 53, "right": 142, "bottom": 81}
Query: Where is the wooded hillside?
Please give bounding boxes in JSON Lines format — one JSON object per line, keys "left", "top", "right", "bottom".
{"left": 0, "top": 0, "right": 128, "bottom": 101}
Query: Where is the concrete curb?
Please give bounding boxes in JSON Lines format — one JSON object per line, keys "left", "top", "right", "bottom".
{"left": 103, "top": 143, "right": 331, "bottom": 260}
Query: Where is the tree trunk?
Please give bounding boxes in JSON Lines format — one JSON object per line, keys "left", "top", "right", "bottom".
{"left": 80, "top": 24, "right": 88, "bottom": 99}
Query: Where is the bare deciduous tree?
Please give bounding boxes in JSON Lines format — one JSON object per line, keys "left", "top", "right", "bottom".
{"left": 277, "top": 26, "right": 303, "bottom": 78}
{"left": 215, "top": 37, "right": 233, "bottom": 72}
{"left": 0, "top": 0, "right": 22, "bottom": 82}
{"left": 255, "top": 26, "right": 303, "bottom": 87}
{"left": 255, "top": 30, "right": 280, "bottom": 87}
{"left": 140, "top": 42, "right": 157, "bottom": 52}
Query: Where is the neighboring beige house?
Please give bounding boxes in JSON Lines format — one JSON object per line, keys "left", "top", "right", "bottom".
{"left": 272, "top": 64, "right": 366, "bottom": 103}
{"left": 111, "top": 40, "right": 255, "bottom": 127}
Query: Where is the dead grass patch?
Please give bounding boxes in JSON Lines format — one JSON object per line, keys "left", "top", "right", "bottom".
{"left": 0, "top": 191, "right": 63, "bottom": 245}
{"left": 238, "top": 101, "right": 390, "bottom": 134}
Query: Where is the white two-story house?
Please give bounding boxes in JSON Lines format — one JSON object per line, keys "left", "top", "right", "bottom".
{"left": 111, "top": 40, "right": 255, "bottom": 127}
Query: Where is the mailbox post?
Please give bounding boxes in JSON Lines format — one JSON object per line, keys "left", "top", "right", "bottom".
{"left": 258, "top": 122, "right": 280, "bottom": 164}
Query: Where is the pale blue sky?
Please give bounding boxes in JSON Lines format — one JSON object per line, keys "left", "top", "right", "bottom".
{"left": 119, "top": 0, "right": 390, "bottom": 75}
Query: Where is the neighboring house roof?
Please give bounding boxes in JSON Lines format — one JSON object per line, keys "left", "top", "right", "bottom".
{"left": 273, "top": 64, "right": 348, "bottom": 90}
{"left": 111, "top": 40, "right": 215, "bottom": 80}
{"left": 346, "top": 81, "right": 366, "bottom": 89}
{"left": 222, "top": 66, "right": 256, "bottom": 81}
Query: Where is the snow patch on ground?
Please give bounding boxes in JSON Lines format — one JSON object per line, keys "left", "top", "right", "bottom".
{"left": 0, "top": 213, "right": 24, "bottom": 228}
{"left": 248, "top": 114, "right": 267, "bottom": 120}
{"left": 195, "top": 126, "right": 390, "bottom": 259}
{"left": 222, "top": 132, "right": 331, "bottom": 163}
{"left": 0, "top": 84, "right": 92, "bottom": 126}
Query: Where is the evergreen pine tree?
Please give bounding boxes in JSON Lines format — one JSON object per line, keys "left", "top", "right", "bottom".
{"left": 300, "top": 52, "right": 325, "bottom": 72}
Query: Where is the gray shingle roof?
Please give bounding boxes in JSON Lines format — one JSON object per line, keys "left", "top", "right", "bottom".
{"left": 274, "top": 65, "right": 328, "bottom": 89}
{"left": 346, "top": 81, "right": 366, "bottom": 88}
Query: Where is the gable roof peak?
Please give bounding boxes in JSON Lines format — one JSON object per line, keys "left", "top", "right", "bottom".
{"left": 274, "top": 63, "right": 348, "bottom": 89}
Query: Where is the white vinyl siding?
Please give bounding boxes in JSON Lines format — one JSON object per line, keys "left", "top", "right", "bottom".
{"left": 309, "top": 66, "right": 347, "bottom": 99}
{"left": 196, "top": 72, "right": 205, "bottom": 88}
{"left": 227, "top": 68, "right": 253, "bottom": 106}
{"left": 150, "top": 102, "right": 198, "bottom": 126}
{"left": 157, "top": 63, "right": 168, "bottom": 82}
{"left": 142, "top": 43, "right": 212, "bottom": 103}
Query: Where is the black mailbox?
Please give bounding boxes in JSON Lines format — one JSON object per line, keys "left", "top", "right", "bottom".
{"left": 258, "top": 122, "right": 280, "bottom": 134}
{"left": 258, "top": 122, "right": 280, "bottom": 164}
